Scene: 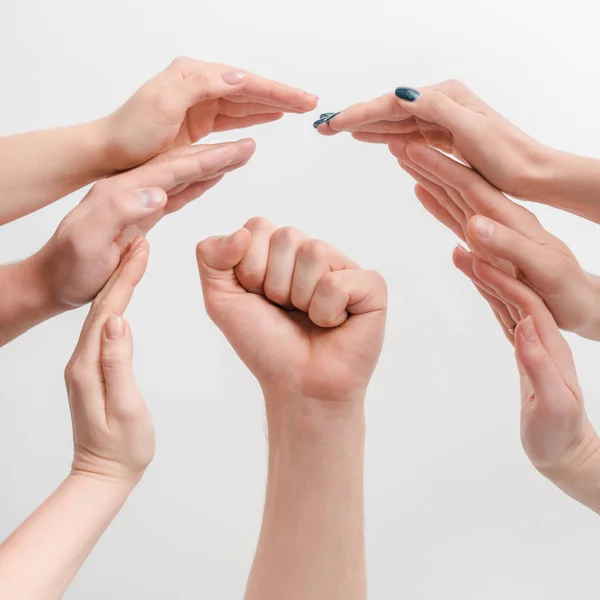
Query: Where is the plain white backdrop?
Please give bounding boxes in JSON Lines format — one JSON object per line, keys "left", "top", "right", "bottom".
{"left": 2, "top": 1, "right": 600, "bottom": 598}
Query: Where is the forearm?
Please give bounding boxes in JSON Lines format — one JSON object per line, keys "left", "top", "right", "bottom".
{"left": 0, "top": 119, "right": 112, "bottom": 225}
{"left": 531, "top": 148, "right": 600, "bottom": 224}
{"left": 0, "top": 473, "right": 133, "bottom": 600}
{"left": 0, "top": 254, "right": 63, "bottom": 347}
{"left": 245, "top": 397, "right": 367, "bottom": 600}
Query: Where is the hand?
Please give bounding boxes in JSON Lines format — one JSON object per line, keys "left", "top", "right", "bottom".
{"left": 65, "top": 236, "right": 153, "bottom": 486}
{"left": 104, "top": 56, "right": 318, "bottom": 172}
{"left": 315, "top": 79, "right": 551, "bottom": 201}
{"left": 33, "top": 139, "right": 255, "bottom": 309}
{"left": 391, "top": 140, "right": 600, "bottom": 341}
{"left": 453, "top": 249, "right": 600, "bottom": 512}
{"left": 196, "top": 218, "right": 387, "bottom": 405}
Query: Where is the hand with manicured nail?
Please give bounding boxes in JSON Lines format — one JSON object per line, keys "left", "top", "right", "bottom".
{"left": 393, "top": 140, "right": 600, "bottom": 341}
{"left": 0, "top": 140, "right": 255, "bottom": 347}
{"left": 196, "top": 218, "right": 384, "bottom": 600}
{"left": 0, "top": 239, "right": 153, "bottom": 600}
{"left": 196, "top": 217, "right": 387, "bottom": 403}
{"left": 315, "top": 80, "right": 553, "bottom": 202}
{"left": 106, "top": 56, "right": 318, "bottom": 172}
{"left": 453, "top": 250, "right": 600, "bottom": 515}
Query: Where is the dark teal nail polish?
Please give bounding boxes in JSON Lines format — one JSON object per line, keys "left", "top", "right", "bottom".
{"left": 324, "top": 112, "right": 340, "bottom": 125}
{"left": 313, "top": 117, "right": 328, "bottom": 128}
{"left": 320, "top": 112, "right": 336, "bottom": 119}
{"left": 395, "top": 87, "right": 420, "bottom": 102}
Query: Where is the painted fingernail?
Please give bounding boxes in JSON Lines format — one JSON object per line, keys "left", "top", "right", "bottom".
{"left": 139, "top": 189, "right": 164, "bottom": 209}
{"left": 222, "top": 70, "right": 247, "bottom": 85}
{"left": 473, "top": 216, "right": 494, "bottom": 239}
{"left": 395, "top": 87, "right": 420, "bottom": 102}
{"left": 521, "top": 316, "right": 538, "bottom": 344}
{"left": 313, "top": 112, "right": 339, "bottom": 129}
{"left": 105, "top": 316, "right": 124, "bottom": 340}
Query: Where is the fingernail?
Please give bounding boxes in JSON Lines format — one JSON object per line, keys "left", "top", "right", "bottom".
{"left": 395, "top": 87, "right": 420, "bottom": 102}
{"left": 313, "top": 117, "right": 328, "bottom": 129}
{"left": 521, "top": 316, "right": 538, "bottom": 344}
{"left": 473, "top": 216, "right": 494, "bottom": 239}
{"left": 319, "top": 112, "right": 337, "bottom": 119}
{"left": 324, "top": 112, "right": 340, "bottom": 126}
{"left": 139, "top": 189, "right": 164, "bottom": 209}
{"left": 105, "top": 316, "right": 124, "bottom": 340}
{"left": 222, "top": 70, "right": 247, "bottom": 85}
{"left": 455, "top": 244, "right": 469, "bottom": 256}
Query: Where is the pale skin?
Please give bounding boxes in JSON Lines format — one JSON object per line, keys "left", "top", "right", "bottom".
{"left": 0, "top": 55, "right": 318, "bottom": 225}
{"left": 387, "top": 139, "right": 600, "bottom": 341}
{"left": 196, "top": 218, "right": 388, "bottom": 600}
{"left": 0, "top": 234, "right": 154, "bottom": 600}
{"left": 315, "top": 79, "right": 600, "bottom": 224}
{"left": 453, "top": 249, "right": 600, "bottom": 514}
{"left": 0, "top": 140, "right": 256, "bottom": 347}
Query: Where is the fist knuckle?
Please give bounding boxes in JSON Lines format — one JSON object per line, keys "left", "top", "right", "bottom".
{"left": 299, "top": 239, "right": 329, "bottom": 263}
{"left": 271, "top": 226, "right": 304, "bottom": 246}
{"left": 244, "top": 216, "right": 273, "bottom": 232}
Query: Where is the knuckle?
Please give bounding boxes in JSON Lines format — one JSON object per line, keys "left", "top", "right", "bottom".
{"left": 317, "top": 272, "right": 343, "bottom": 296}
{"left": 443, "top": 78, "right": 468, "bottom": 93}
{"left": 298, "top": 239, "right": 330, "bottom": 263}
{"left": 243, "top": 216, "right": 274, "bottom": 232}
{"left": 64, "top": 361, "right": 90, "bottom": 391}
{"left": 170, "top": 55, "right": 193, "bottom": 70}
{"left": 271, "top": 226, "right": 304, "bottom": 246}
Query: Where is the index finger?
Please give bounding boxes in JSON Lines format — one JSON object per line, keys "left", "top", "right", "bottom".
{"left": 231, "top": 72, "right": 318, "bottom": 112}
{"left": 322, "top": 93, "right": 412, "bottom": 134}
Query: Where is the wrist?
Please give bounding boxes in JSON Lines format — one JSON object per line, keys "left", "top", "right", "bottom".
{"left": 263, "top": 391, "right": 366, "bottom": 450}
{"left": 68, "top": 468, "right": 139, "bottom": 497}
{"left": 537, "top": 423, "right": 600, "bottom": 514}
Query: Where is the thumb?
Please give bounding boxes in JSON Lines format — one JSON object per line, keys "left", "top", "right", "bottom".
{"left": 101, "top": 316, "right": 140, "bottom": 418}
{"left": 196, "top": 228, "right": 252, "bottom": 315}
{"left": 82, "top": 187, "right": 167, "bottom": 248}
{"left": 394, "top": 87, "right": 474, "bottom": 134}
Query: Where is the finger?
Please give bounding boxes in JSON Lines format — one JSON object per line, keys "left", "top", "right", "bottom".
{"left": 309, "top": 269, "right": 387, "bottom": 327}
{"left": 325, "top": 93, "right": 411, "bottom": 133}
{"left": 196, "top": 228, "right": 253, "bottom": 323}
{"left": 350, "top": 131, "right": 426, "bottom": 144}
{"left": 213, "top": 113, "right": 284, "bottom": 132}
{"left": 264, "top": 226, "right": 310, "bottom": 308}
{"left": 467, "top": 216, "right": 560, "bottom": 293}
{"left": 67, "top": 238, "right": 149, "bottom": 392}
{"left": 219, "top": 100, "right": 291, "bottom": 118}
{"left": 291, "top": 239, "right": 358, "bottom": 312}
{"left": 78, "top": 188, "right": 167, "bottom": 249}
{"left": 413, "top": 182, "right": 466, "bottom": 241}
{"left": 352, "top": 119, "right": 419, "bottom": 134}
{"left": 173, "top": 69, "right": 249, "bottom": 111}
{"left": 405, "top": 143, "right": 537, "bottom": 234}
{"left": 514, "top": 316, "right": 576, "bottom": 406}
{"left": 107, "top": 140, "right": 256, "bottom": 195}
{"left": 101, "top": 316, "right": 142, "bottom": 419}
{"left": 471, "top": 259, "right": 579, "bottom": 391}
{"left": 394, "top": 87, "right": 476, "bottom": 135}
{"left": 229, "top": 73, "right": 318, "bottom": 111}
{"left": 452, "top": 245, "right": 518, "bottom": 332}
{"left": 235, "top": 217, "right": 278, "bottom": 293}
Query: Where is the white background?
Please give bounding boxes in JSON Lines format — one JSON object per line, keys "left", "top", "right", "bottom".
{"left": 1, "top": 1, "right": 600, "bottom": 598}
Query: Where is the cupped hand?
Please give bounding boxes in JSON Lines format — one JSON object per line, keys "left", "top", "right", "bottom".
{"left": 196, "top": 218, "right": 387, "bottom": 404}
{"left": 65, "top": 236, "right": 154, "bottom": 486}
{"left": 35, "top": 139, "right": 255, "bottom": 309}
{"left": 104, "top": 56, "right": 318, "bottom": 171}
{"left": 315, "top": 79, "right": 549, "bottom": 200}
{"left": 453, "top": 249, "right": 600, "bottom": 497}
{"left": 391, "top": 140, "right": 600, "bottom": 341}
